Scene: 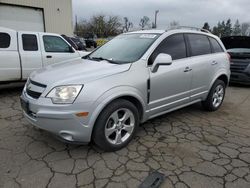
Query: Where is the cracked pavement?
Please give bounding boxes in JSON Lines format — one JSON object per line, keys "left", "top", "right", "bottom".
{"left": 0, "top": 85, "right": 250, "bottom": 188}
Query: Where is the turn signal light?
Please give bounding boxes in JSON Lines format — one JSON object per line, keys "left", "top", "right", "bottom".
{"left": 75, "top": 112, "right": 89, "bottom": 117}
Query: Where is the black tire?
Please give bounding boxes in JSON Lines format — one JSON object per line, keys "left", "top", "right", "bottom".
{"left": 202, "top": 80, "right": 226, "bottom": 111}
{"left": 92, "top": 99, "right": 139, "bottom": 151}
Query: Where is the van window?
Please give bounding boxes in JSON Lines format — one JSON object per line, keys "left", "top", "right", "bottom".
{"left": 149, "top": 34, "right": 187, "bottom": 65}
{"left": 209, "top": 37, "right": 224, "bottom": 53}
{"left": 0, "top": 33, "right": 11, "bottom": 48}
{"left": 43, "top": 36, "right": 71, "bottom": 53}
{"left": 22, "top": 34, "right": 38, "bottom": 51}
{"left": 188, "top": 34, "right": 211, "bottom": 56}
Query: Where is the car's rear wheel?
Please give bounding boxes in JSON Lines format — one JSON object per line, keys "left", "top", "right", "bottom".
{"left": 92, "top": 99, "right": 139, "bottom": 151}
{"left": 202, "top": 80, "right": 226, "bottom": 111}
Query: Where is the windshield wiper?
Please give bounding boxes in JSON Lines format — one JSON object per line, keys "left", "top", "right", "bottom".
{"left": 90, "top": 57, "right": 119, "bottom": 64}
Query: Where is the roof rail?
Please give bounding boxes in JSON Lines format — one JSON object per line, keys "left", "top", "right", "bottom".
{"left": 167, "top": 26, "right": 211, "bottom": 34}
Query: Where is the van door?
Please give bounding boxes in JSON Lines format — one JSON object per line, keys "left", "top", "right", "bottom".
{"left": 18, "top": 32, "right": 43, "bottom": 80}
{"left": 40, "top": 34, "right": 80, "bottom": 66}
{"left": 148, "top": 34, "right": 192, "bottom": 116}
{"left": 0, "top": 28, "right": 20, "bottom": 81}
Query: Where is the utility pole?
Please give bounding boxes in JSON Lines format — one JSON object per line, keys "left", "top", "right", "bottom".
{"left": 154, "top": 10, "right": 159, "bottom": 28}
{"left": 75, "top": 15, "right": 78, "bottom": 36}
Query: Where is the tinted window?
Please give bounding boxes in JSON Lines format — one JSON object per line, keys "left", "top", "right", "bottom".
{"left": 43, "top": 36, "right": 71, "bottom": 53}
{"left": 188, "top": 34, "right": 211, "bottom": 56}
{"left": 209, "top": 37, "right": 223, "bottom": 53}
{"left": 22, "top": 34, "right": 38, "bottom": 51}
{"left": 0, "top": 33, "right": 11, "bottom": 48}
{"left": 149, "top": 34, "right": 187, "bottom": 65}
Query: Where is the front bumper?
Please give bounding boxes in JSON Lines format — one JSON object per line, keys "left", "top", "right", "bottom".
{"left": 20, "top": 92, "right": 95, "bottom": 143}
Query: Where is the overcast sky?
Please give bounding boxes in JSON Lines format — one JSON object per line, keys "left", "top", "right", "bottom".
{"left": 73, "top": 0, "right": 250, "bottom": 29}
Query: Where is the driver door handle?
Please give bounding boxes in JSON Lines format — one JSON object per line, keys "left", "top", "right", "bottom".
{"left": 212, "top": 61, "right": 218, "bottom": 65}
{"left": 46, "top": 55, "right": 52, "bottom": 58}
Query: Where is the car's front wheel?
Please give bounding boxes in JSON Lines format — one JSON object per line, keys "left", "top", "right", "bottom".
{"left": 202, "top": 80, "right": 226, "bottom": 111}
{"left": 92, "top": 99, "right": 139, "bottom": 151}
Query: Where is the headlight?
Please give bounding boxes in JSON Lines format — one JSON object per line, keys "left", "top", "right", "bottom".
{"left": 46, "top": 85, "right": 83, "bottom": 104}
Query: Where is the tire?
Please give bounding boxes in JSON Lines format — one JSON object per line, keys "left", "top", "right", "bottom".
{"left": 92, "top": 99, "right": 139, "bottom": 151}
{"left": 202, "top": 80, "right": 226, "bottom": 111}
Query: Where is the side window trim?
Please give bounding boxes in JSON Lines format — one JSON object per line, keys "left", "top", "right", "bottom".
{"left": 186, "top": 33, "right": 212, "bottom": 57}
{"left": 184, "top": 34, "right": 191, "bottom": 57}
{"left": 43, "top": 35, "right": 72, "bottom": 53}
{"left": 0, "top": 32, "right": 11, "bottom": 48}
{"left": 22, "top": 34, "right": 39, "bottom": 51}
{"left": 208, "top": 37, "right": 224, "bottom": 53}
{"left": 148, "top": 33, "right": 188, "bottom": 66}
{"left": 207, "top": 36, "right": 213, "bottom": 54}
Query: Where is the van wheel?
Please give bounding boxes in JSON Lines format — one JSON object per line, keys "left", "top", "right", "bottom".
{"left": 202, "top": 80, "right": 226, "bottom": 111}
{"left": 92, "top": 99, "right": 139, "bottom": 151}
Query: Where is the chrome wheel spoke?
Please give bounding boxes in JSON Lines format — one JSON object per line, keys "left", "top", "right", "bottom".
{"left": 105, "top": 126, "right": 116, "bottom": 137}
{"left": 122, "top": 124, "right": 134, "bottom": 134}
{"left": 110, "top": 111, "right": 119, "bottom": 123}
{"left": 120, "top": 110, "right": 130, "bottom": 122}
{"left": 115, "top": 131, "right": 122, "bottom": 144}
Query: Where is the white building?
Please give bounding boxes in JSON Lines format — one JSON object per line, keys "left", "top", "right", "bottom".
{"left": 0, "top": 0, "right": 73, "bottom": 35}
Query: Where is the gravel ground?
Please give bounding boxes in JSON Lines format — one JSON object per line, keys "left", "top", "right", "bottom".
{"left": 0, "top": 85, "right": 250, "bottom": 188}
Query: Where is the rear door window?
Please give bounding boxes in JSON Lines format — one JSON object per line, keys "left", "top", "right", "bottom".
{"left": 209, "top": 37, "right": 224, "bottom": 53}
{"left": 149, "top": 34, "right": 187, "bottom": 65}
{"left": 188, "top": 34, "right": 211, "bottom": 56}
{"left": 22, "top": 34, "right": 38, "bottom": 51}
{"left": 0, "top": 33, "right": 11, "bottom": 48}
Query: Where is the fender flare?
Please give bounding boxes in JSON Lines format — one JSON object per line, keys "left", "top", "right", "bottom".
{"left": 87, "top": 86, "right": 147, "bottom": 137}
{"left": 208, "top": 69, "right": 229, "bottom": 93}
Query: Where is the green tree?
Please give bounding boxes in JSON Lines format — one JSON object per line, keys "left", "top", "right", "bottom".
{"left": 241, "top": 22, "right": 250, "bottom": 36}
{"left": 139, "top": 16, "right": 150, "bottom": 30}
{"left": 170, "top": 21, "right": 179, "bottom": 28}
{"left": 123, "top": 17, "right": 133, "bottom": 32}
{"left": 224, "top": 19, "right": 232, "bottom": 37}
{"left": 233, "top": 19, "right": 241, "bottom": 36}
{"left": 75, "top": 14, "right": 122, "bottom": 38}
{"left": 202, "top": 22, "right": 211, "bottom": 31}
{"left": 213, "top": 21, "right": 223, "bottom": 37}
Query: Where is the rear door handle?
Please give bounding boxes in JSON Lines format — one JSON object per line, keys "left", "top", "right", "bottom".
{"left": 46, "top": 55, "right": 52, "bottom": 58}
{"left": 184, "top": 67, "right": 192, "bottom": 72}
{"left": 212, "top": 61, "right": 218, "bottom": 65}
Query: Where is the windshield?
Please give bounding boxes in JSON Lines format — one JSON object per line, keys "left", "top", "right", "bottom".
{"left": 88, "top": 33, "right": 160, "bottom": 64}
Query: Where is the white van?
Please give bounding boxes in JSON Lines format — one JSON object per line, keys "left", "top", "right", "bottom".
{"left": 0, "top": 27, "right": 89, "bottom": 83}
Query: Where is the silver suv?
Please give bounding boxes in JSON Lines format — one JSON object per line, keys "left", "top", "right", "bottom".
{"left": 21, "top": 29, "right": 230, "bottom": 151}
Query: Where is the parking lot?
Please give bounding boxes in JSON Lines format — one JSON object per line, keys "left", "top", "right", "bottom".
{"left": 0, "top": 85, "right": 249, "bottom": 188}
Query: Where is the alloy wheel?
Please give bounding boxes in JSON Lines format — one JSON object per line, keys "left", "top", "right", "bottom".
{"left": 105, "top": 108, "right": 135, "bottom": 145}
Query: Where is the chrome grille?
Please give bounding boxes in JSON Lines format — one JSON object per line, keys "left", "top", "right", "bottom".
{"left": 26, "top": 79, "right": 46, "bottom": 99}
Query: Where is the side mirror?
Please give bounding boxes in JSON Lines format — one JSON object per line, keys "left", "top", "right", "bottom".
{"left": 151, "top": 53, "right": 173, "bottom": 73}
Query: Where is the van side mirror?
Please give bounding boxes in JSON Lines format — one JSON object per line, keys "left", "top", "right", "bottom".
{"left": 151, "top": 53, "right": 172, "bottom": 73}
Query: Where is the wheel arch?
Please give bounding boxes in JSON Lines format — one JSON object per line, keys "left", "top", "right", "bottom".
{"left": 209, "top": 72, "right": 229, "bottom": 91}
{"left": 88, "top": 87, "right": 147, "bottom": 141}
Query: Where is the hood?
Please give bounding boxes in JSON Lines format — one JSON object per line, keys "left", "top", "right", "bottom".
{"left": 30, "top": 58, "right": 131, "bottom": 86}
{"left": 221, "top": 36, "right": 250, "bottom": 50}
